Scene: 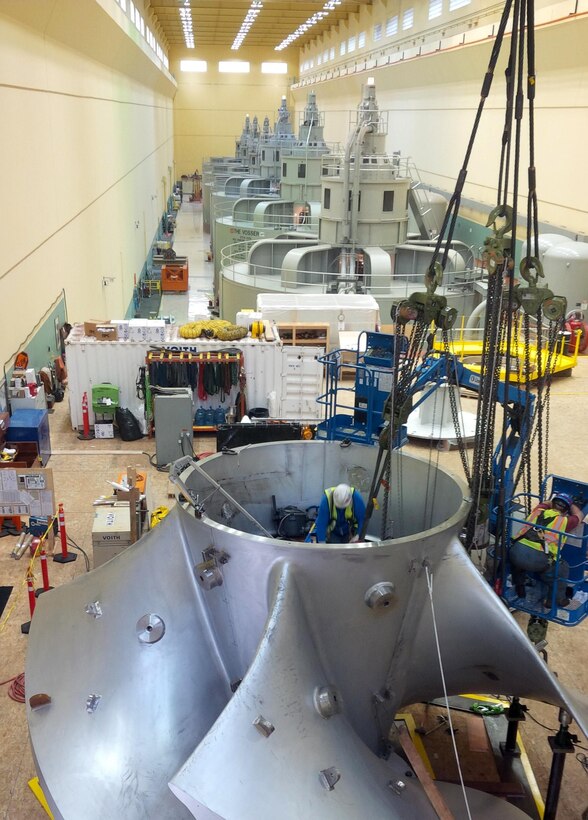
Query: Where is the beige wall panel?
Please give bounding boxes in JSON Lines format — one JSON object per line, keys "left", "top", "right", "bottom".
{"left": 170, "top": 46, "right": 297, "bottom": 174}
{"left": 294, "top": 15, "right": 588, "bottom": 235}
{"left": 0, "top": 6, "right": 174, "bottom": 368}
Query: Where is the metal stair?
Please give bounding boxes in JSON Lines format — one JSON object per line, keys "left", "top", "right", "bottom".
{"left": 406, "top": 159, "right": 437, "bottom": 239}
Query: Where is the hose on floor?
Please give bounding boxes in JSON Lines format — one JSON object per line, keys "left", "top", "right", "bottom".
{"left": 0, "top": 673, "right": 25, "bottom": 703}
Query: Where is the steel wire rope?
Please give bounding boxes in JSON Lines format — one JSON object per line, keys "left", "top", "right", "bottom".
{"left": 466, "top": 0, "right": 530, "bottom": 561}
{"left": 426, "top": 0, "right": 514, "bottom": 274}
{"left": 421, "top": 349, "right": 444, "bottom": 534}
{"left": 465, "top": 267, "right": 505, "bottom": 549}
{"left": 522, "top": 314, "right": 534, "bottom": 513}
{"left": 424, "top": 566, "right": 473, "bottom": 820}
{"left": 442, "top": 327, "right": 472, "bottom": 487}
{"left": 383, "top": 327, "right": 405, "bottom": 540}
{"left": 382, "top": 337, "right": 397, "bottom": 540}
{"left": 493, "top": 0, "right": 525, "bottom": 580}
{"left": 425, "top": 414, "right": 443, "bottom": 534}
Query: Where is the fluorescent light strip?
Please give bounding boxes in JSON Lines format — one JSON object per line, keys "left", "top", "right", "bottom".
{"left": 275, "top": 0, "right": 341, "bottom": 50}
{"left": 232, "top": 1, "right": 263, "bottom": 50}
{"left": 179, "top": 0, "right": 195, "bottom": 48}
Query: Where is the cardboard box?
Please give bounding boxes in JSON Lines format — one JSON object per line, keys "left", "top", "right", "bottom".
{"left": 92, "top": 505, "right": 132, "bottom": 544}
{"left": 92, "top": 505, "right": 132, "bottom": 568}
{"left": 128, "top": 319, "right": 166, "bottom": 343}
{"left": 94, "top": 422, "right": 114, "bottom": 439}
{"left": 110, "top": 320, "right": 130, "bottom": 341}
{"left": 84, "top": 320, "right": 117, "bottom": 341}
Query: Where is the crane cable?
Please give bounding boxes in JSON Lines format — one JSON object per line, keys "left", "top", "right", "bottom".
{"left": 362, "top": 0, "right": 522, "bottom": 540}
{"left": 465, "top": 0, "right": 539, "bottom": 554}
{"left": 425, "top": 566, "right": 473, "bottom": 820}
{"left": 427, "top": 0, "right": 514, "bottom": 273}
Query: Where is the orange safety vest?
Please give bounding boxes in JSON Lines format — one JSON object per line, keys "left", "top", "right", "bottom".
{"left": 515, "top": 507, "right": 569, "bottom": 559}
{"left": 325, "top": 487, "right": 357, "bottom": 536}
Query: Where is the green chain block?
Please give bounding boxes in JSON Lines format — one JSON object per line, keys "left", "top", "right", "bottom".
{"left": 519, "top": 255, "right": 544, "bottom": 287}
{"left": 514, "top": 257, "right": 567, "bottom": 319}
{"left": 399, "top": 292, "right": 456, "bottom": 330}
{"left": 527, "top": 615, "right": 548, "bottom": 644}
{"left": 542, "top": 295, "right": 567, "bottom": 322}
{"left": 425, "top": 261, "right": 444, "bottom": 294}
{"left": 396, "top": 247, "right": 456, "bottom": 331}
{"left": 483, "top": 204, "right": 513, "bottom": 276}
{"left": 378, "top": 396, "right": 413, "bottom": 450}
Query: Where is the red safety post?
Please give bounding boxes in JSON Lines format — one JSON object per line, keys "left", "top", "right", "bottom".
{"left": 78, "top": 391, "right": 94, "bottom": 440}
{"left": 53, "top": 503, "right": 77, "bottom": 564}
{"left": 21, "top": 572, "right": 36, "bottom": 634}
{"left": 35, "top": 546, "right": 54, "bottom": 597}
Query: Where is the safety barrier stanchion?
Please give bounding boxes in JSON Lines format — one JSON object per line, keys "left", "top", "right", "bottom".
{"left": 53, "top": 503, "right": 77, "bottom": 564}
{"left": 35, "top": 547, "right": 54, "bottom": 597}
{"left": 21, "top": 572, "right": 36, "bottom": 634}
{"left": 78, "top": 391, "right": 94, "bottom": 440}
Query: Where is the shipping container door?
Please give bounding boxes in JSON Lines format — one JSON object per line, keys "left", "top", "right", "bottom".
{"left": 280, "top": 346, "right": 323, "bottom": 419}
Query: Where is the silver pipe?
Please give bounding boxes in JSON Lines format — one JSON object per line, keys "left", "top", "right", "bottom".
{"left": 12, "top": 533, "right": 33, "bottom": 560}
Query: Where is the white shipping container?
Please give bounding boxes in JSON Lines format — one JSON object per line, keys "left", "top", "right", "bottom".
{"left": 66, "top": 326, "right": 323, "bottom": 433}
{"left": 256, "top": 293, "right": 380, "bottom": 349}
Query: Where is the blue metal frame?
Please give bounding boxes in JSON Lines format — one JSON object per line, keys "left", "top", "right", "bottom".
{"left": 315, "top": 332, "right": 410, "bottom": 446}
{"left": 316, "top": 341, "right": 588, "bottom": 625}
{"left": 500, "top": 479, "right": 588, "bottom": 625}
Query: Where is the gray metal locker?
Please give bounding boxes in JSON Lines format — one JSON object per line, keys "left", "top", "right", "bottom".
{"left": 153, "top": 389, "right": 194, "bottom": 467}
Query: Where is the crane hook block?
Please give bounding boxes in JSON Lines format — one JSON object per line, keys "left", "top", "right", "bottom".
{"left": 483, "top": 205, "right": 514, "bottom": 276}
{"left": 519, "top": 256, "right": 545, "bottom": 287}
{"left": 485, "top": 204, "right": 513, "bottom": 238}
{"left": 425, "top": 261, "right": 444, "bottom": 294}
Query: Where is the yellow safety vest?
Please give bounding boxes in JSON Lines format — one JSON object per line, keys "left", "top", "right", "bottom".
{"left": 325, "top": 487, "right": 357, "bottom": 536}
{"left": 516, "top": 507, "right": 568, "bottom": 559}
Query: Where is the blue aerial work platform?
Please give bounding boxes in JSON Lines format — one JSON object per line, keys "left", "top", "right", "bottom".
{"left": 499, "top": 474, "right": 588, "bottom": 626}
{"left": 315, "top": 332, "right": 408, "bottom": 445}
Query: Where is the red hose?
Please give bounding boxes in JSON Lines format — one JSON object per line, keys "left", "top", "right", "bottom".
{"left": 197, "top": 363, "right": 207, "bottom": 401}
{"left": 0, "top": 673, "right": 26, "bottom": 703}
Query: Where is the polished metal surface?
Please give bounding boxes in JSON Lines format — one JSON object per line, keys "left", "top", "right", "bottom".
{"left": 26, "top": 441, "right": 588, "bottom": 819}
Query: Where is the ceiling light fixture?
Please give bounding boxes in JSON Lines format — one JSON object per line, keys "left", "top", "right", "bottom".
{"left": 232, "top": 1, "right": 263, "bottom": 50}
{"left": 274, "top": 0, "right": 341, "bottom": 51}
{"left": 179, "top": 0, "right": 194, "bottom": 48}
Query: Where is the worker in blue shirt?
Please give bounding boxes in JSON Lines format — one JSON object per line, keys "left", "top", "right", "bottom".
{"left": 313, "top": 484, "right": 366, "bottom": 543}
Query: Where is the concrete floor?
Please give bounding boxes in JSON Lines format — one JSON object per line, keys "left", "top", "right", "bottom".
{"left": 1, "top": 201, "right": 587, "bottom": 819}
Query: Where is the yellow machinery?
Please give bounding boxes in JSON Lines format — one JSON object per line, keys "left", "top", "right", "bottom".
{"left": 433, "top": 317, "right": 580, "bottom": 383}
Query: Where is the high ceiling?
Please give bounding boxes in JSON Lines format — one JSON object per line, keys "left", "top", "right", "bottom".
{"left": 146, "top": 0, "right": 370, "bottom": 52}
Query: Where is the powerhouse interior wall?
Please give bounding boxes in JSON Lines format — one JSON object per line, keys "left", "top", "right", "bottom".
{"left": 0, "top": 2, "right": 175, "bottom": 372}
{"left": 1, "top": 0, "right": 586, "bottom": 376}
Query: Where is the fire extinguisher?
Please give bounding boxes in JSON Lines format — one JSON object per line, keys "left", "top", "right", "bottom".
{"left": 565, "top": 310, "right": 588, "bottom": 355}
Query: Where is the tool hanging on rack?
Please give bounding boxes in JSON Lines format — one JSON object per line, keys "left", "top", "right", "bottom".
{"left": 145, "top": 350, "right": 242, "bottom": 434}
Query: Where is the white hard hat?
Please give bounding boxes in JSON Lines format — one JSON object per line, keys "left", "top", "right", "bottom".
{"left": 333, "top": 484, "right": 352, "bottom": 508}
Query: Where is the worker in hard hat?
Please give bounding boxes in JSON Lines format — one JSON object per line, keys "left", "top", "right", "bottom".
{"left": 509, "top": 491, "right": 583, "bottom": 607}
{"left": 313, "top": 483, "right": 366, "bottom": 544}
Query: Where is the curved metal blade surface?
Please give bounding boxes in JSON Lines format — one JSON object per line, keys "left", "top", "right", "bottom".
{"left": 170, "top": 563, "right": 529, "bottom": 820}
{"left": 26, "top": 506, "right": 227, "bottom": 820}
{"left": 25, "top": 442, "right": 587, "bottom": 819}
